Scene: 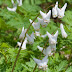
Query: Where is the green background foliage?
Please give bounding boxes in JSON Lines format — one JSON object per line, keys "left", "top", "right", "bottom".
{"left": 0, "top": 0, "right": 72, "bottom": 72}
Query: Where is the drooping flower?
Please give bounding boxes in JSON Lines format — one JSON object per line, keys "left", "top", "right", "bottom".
{"left": 38, "top": 10, "right": 51, "bottom": 27}
{"left": 37, "top": 46, "right": 53, "bottom": 56}
{"left": 7, "top": 5, "right": 17, "bottom": 12}
{"left": 33, "top": 55, "right": 48, "bottom": 70}
{"left": 26, "top": 32, "right": 35, "bottom": 44}
{"left": 52, "top": 1, "right": 58, "bottom": 18}
{"left": 19, "top": 27, "right": 27, "bottom": 40}
{"left": 29, "top": 19, "right": 40, "bottom": 31}
{"left": 40, "top": 10, "right": 51, "bottom": 21}
{"left": 60, "top": 23, "right": 67, "bottom": 38}
{"left": 57, "top": 3, "right": 67, "bottom": 18}
{"left": 46, "top": 31, "right": 58, "bottom": 50}
{"left": 37, "top": 17, "right": 48, "bottom": 27}
{"left": 17, "top": 0, "right": 22, "bottom": 6}
{"left": 17, "top": 37, "right": 27, "bottom": 50}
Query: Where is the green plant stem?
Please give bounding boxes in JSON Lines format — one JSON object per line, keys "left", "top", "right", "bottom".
{"left": 12, "top": 4, "right": 55, "bottom": 72}
{"left": 11, "top": 13, "right": 40, "bottom": 72}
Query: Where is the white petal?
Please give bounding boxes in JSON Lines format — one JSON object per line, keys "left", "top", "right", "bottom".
{"left": 62, "top": 3, "right": 67, "bottom": 12}
{"left": 17, "top": 42, "right": 21, "bottom": 47}
{"left": 54, "top": 30, "right": 58, "bottom": 40}
{"left": 42, "top": 55, "right": 48, "bottom": 65}
{"left": 60, "top": 23, "right": 67, "bottom": 38}
{"left": 33, "top": 58, "right": 41, "bottom": 64}
{"left": 11, "top": 0, "right": 14, "bottom": 4}
{"left": 7, "top": 6, "right": 17, "bottom": 12}
{"left": 37, "top": 46, "right": 43, "bottom": 51}
{"left": 41, "top": 34, "right": 47, "bottom": 38}
{"left": 40, "top": 10, "right": 46, "bottom": 19}
{"left": 46, "top": 31, "right": 52, "bottom": 38}
{"left": 45, "top": 10, "right": 51, "bottom": 19}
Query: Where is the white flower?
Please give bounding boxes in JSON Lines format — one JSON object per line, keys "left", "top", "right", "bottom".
{"left": 57, "top": 3, "right": 67, "bottom": 18}
{"left": 52, "top": 1, "right": 58, "bottom": 18}
{"left": 17, "top": 37, "right": 27, "bottom": 50}
{"left": 33, "top": 55, "right": 48, "bottom": 70}
{"left": 37, "top": 46, "right": 53, "bottom": 56}
{"left": 19, "top": 27, "right": 27, "bottom": 40}
{"left": 35, "top": 31, "right": 40, "bottom": 36}
{"left": 7, "top": 5, "right": 17, "bottom": 12}
{"left": 17, "top": 0, "right": 22, "bottom": 6}
{"left": 11, "top": 0, "right": 14, "bottom": 4}
{"left": 37, "top": 17, "right": 48, "bottom": 27}
{"left": 26, "top": 32, "right": 35, "bottom": 44}
{"left": 41, "top": 34, "right": 47, "bottom": 38}
{"left": 60, "top": 23, "right": 67, "bottom": 38}
{"left": 46, "top": 31, "right": 58, "bottom": 50}
{"left": 40, "top": 10, "right": 51, "bottom": 21}
{"left": 38, "top": 10, "right": 51, "bottom": 27}
{"left": 29, "top": 19, "right": 40, "bottom": 31}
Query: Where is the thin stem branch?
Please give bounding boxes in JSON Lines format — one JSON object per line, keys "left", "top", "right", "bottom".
{"left": 11, "top": 13, "right": 40, "bottom": 72}
{"left": 12, "top": 4, "right": 56, "bottom": 72}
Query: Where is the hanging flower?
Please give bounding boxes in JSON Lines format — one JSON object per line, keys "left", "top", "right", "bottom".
{"left": 52, "top": 1, "right": 58, "bottom": 18}
{"left": 60, "top": 23, "right": 67, "bottom": 38}
{"left": 17, "top": 37, "right": 27, "bottom": 50}
{"left": 38, "top": 10, "right": 51, "bottom": 27}
{"left": 57, "top": 3, "right": 67, "bottom": 18}
{"left": 33, "top": 55, "right": 48, "bottom": 70}
{"left": 46, "top": 31, "right": 58, "bottom": 51}
{"left": 29, "top": 19, "right": 40, "bottom": 31}
{"left": 19, "top": 27, "right": 27, "bottom": 40}
{"left": 7, "top": 5, "right": 17, "bottom": 12}
{"left": 26, "top": 32, "right": 35, "bottom": 44}
{"left": 17, "top": 0, "right": 22, "bottom": 6}
{"left": 37, "top": 46, "right": 53, "bottom": 56}
{"left": 37, "top": 17, "right": 48, "bottom": 27}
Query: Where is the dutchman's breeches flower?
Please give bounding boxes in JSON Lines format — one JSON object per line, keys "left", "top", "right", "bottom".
{"left": 37, "top": 46, "right": 53, "bottom": 56}
{"left": 17, "top": 38, "right": 27, "bottom": 50}
{"left": 52, "top": 1, "right": 58, "bottom": 18}
{"left": 26, "top": 32, "right": 35, "bottom": 44}
{"left": 19, "top": 27, "right": 27, "bottom": 40}
{"left": 46, "top": 31, "right": 58, "bottom": 50}
{"left": 17, "top": 0, "right": 22, "bottom": 6}
{"left": 29, "top": 19, "right": 40, "bottom": 31}
{"left": 57, "top": 3, "right": 67, "bottom": 18}
{"left": 60, "top": 23, "right": 68, "bottom": 38}
{"left": 7, "top": 5, "right": 17, "bottom": 12}
{"left": 33, "top": 56, "right": 48, "bottom": 70}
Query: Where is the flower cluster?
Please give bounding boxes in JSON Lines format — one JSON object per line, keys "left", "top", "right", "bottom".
{"left": 17, "top": 1, "right": 68, "bottom": 71}
{"left": 7, "top": 0, "right": 22, "bottom": 12}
